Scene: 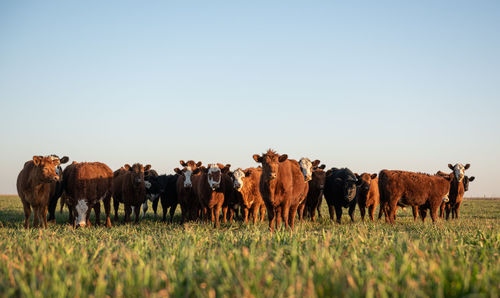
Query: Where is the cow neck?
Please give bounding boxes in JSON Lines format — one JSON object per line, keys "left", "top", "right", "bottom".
{"left": 26, "top": 165, "right": 49, "bottom": 191}
{"left": 449, "top": 177, "right": 464, "bottom": 201}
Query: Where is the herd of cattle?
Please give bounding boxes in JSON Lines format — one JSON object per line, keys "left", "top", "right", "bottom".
{"left": 15, "top": 150, "right": 475, "bottom": 231}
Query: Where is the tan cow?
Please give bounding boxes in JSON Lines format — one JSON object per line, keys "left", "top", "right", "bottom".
{"left": 230, "top": 167, "right": 266, "bottom": 224}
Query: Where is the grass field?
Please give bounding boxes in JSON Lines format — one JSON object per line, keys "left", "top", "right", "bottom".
{"left": 0, "top": 196, "right": 499, "bottom": 298}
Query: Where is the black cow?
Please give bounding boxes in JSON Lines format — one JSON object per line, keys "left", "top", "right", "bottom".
{"left": 47, "top": 155, "right": 69, "bottom": 222}
{"left": 143, "top": 174, "right": 179, "bottom": 222}
{"left": 463, "top": 175, "right": 475, "bottom": 192}
{"left": 323, "top": 167, "right": 358, "bottom": 223}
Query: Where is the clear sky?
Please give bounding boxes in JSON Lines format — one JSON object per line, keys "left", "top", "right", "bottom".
{"left": 1, "top": 1, "right": 499, "bottom": 196}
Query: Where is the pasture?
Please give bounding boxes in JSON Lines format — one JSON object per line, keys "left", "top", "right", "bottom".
{"left": 0, "top": 195, "right": 498, "bottom": 298}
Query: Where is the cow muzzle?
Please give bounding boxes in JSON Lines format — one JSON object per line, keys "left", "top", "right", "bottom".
{"left": 268, "top": 173, "right": 277, "bottom": 180}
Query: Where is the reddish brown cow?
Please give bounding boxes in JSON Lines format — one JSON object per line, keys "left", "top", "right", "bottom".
{"left": 379, "top": 170, "right": 452, "bottom": 223}
{"left": 62, "top": 162, "right": 113, "bottom": 228}
{"left": 303, "top": 164, "right": 326, "bottom": 221}
{"left": 355, "top": 173, "right": 379, "bottom": 221}
{"left": 112, "top": 163, "right": 151, "bottom": 223}
{"left": 174, "top": 160, "right": 203, "bottom": 223}
{"left": 16, "top": 155, "right": 69, "bottom": 228}
{"left": 230, "top": 167, "right": 266, "bottom": 224}
{"left": 193, "top": 163, "right": 233, "bottom": 227}
{"left": 442, "top": 163, "right": 471, "bottom": 220}
{"left": 253, "top": 150, "right": 309, "bottom": 232}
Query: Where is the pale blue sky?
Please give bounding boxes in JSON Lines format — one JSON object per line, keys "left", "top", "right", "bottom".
{"left": 1, "top": 1, "right": 499, "bottom": 196}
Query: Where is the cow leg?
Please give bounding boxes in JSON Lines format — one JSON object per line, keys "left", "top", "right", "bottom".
{"left": 288, "top": 205, "right": 298, "bottom": 230}
{"left": 22, "top": 201, "right": 31, "bottom": 229}
{"left": 388, "top": 200, "right": 398, "bottom": 224}
{"left": 169, "top": 204, "right": 177, "bottom": 223}
{"left": 251, "top": 206, "right": 258, "bottom": 224}
{"left": 419, "top": 207, "right": 427, "bottom": 222}
{"left": 334, "top": 205, "right": 343, "bottom": 224}
{"left": 275, "top": 206, "right": 283, "bottom": 230}
{"left": 445, "top": 204, "right": 451, "bottom": 220}
{"left": 103, "top": 197, "right": 112, "bottom": 228}
{"left": 368, "top": 205, "right": 375, "bottom": 221}
{"left": 41, "top": 206, "right": 48, "bottom": 229}
{"left": 243, "top": 207, "right": 249, "bottom": 224}
{"left": 124, "top": 204, "right": 131, "bottom": 223}
{"left": 222, "top": 206, "right": 228, "bottom": 224}
{"left": 113, "top": 197, "right": 120, "bottom": 222}
{"left": 48, "top": 196, "right": 58, "bottom": 223}
{"left": 141, "top": 202, "right": 148, "bottom": 218}
{"left": 282, "top": 204, "right": 291, "bottom": 230}
{"left": 359, "top": 205, "right": 366, "bottom": 222}
{"left": 92, "top": 202, "right": 100, "bottom": 226}
{"left": 439, "top": 202, "right": 445, "bottom": 218}
{"left": 60, "top": 197, "right": 65, "bottom": 214}
{"left": 214, "top": 206, "right": 222, "bottom": 228}
{"left": 297, "top": 203, "right": 305, "bottom": 222}
{"left": 310, "top": 205, "right": 317, "bottom": 222}
{"left": 152, "top": 198, "right": 159, "bottom": 217}
{"left": 411, "top": 206, "right": 419, "bottom": 221}
{"left": 260, "top": 205, "right": 266, "bottom": 223}
{"left": 348, "top": 203, "right": 356, "bottom": 222}
{"left": 429, "top": 201, "right": 439, "bottom": 223}
{"left": 134, "top": 205, "right": 141, "bottom": 223}
{"left": 328, "top": 204, "right": 335, "bottom": 221}
{"left": 455, "top": 202, "right": 462, "bottom": 219}
{"left": 267, "top": 205, "right": 275, "bottom": 232}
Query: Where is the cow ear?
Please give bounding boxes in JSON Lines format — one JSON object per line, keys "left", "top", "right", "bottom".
{"left": 59, "top": 156, "right": 69, "bottom": 164}
{"left": 124, "top": 164, "right": 131, "bottom": 171}
{"left": 174, "top": 168, "right": 182, "bottom": 175}
{"left": 354, "top": 173, "right": 360, "bottom": 179}
{"left": 319, "top": 164, "right": 326, "bottom": 170}
{"left": 33, "top": 156, "right": 42, "bottom": 166}
{"left": 144, "top": 164, "right": 151, "bottom": 171}
{"left": 180, "top": 160, "right": 187, "bottom": 167}
{"left": 278, "top": 154, "right": 288, "bottom": 162}
{"left": 217, "top": 163, "right": 225, "bottom": 169}
{"left": 371, "top": 173, "right": 377, "bottom": 179}
{"left": 312, "top": 160, "right": 320, "bottom": 167}
{"left": 326, "top": 169, "right": 333, "bottom": 176}
{"left": 253, "top": 154, "right": 262, "bottom": 163}
{"left": 221, "top": 165, "right": 231, "bottom": 174}
{"left": 468, "top": 176, "right": 475, "bottom": 182}
{"left": 464, "top": 164, "right": 470, "bottom": 170}
{"left": 448, "top": 164, "right": 453, "bottom": 170}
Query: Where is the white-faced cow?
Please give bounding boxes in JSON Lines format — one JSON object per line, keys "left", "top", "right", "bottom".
{"left": 174, "top": 160, "right": 203, "bottom": 223}
{"left": 230, "top": 167, "right": 266, "bottom": 224}
{"left": 297, "top": 158, "right": 320, "bottom": 221}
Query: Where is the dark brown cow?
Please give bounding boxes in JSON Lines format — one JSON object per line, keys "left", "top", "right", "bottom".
{"left": 302, "top": 163, "right": 326, "bottom": 222}
{"left": 436, "top": 164, "right": 474, "bottom": 220}
{"left": 112, "top": 163, "right": 151, "bottom": 223}
{"left": 62, "top": 162, "right": 113, "bottom": 228}
{"left": 253, "top": 149, "right": 309, "bottom": 232}
{"left": 355, "top": 173, "right": 379, "bottom": 221}
{"left": 193, "top": 163, "right": 233, "bottom": 227}
{"left": 379, "top": 170, "right": 452, "bottom": 223}
{"left": 174, "top": 160, "right": 203, "bottom": 223}
{"left": 16, "top": 155, "right": 69, "bottom": 228}
{"left": 230, "top": 167, "right": 266, "bottom": 224}
{"left": 297, "top": 158, "right": 320, "bottom": 221}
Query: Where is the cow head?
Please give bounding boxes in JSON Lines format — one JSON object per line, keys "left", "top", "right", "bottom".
{"left": 463, "top": 176, "right": 475, "bottom": 192}
{"left": 448, "top": 163, "right": 470, "bottom": 182}
{"left": 124, "top": 163, "right": 150, "bottom": 187}
{"left": 253, "top": 149, "right": 287, "bottom": 181}
{"left": 49, "top": 154, "right": 69, "bottom": 177}
{"left": 174, "top": 160, "right": 202, "bottom": 188}
{"left": 32, "top": 155, "right": 69, "bottom": 183}
{"left": 355, "top": 173, "right": 377, "bottom": 195}
{"left": 299, "top": 158, "right": 320, "bottom": 182}
{"left": 231, "top": 168, "right": 249, "bottom": 191}
{"left": 334, "top": 170, "right": 357, "bottom": 202}
{"left": 206, "top": 163, "right": 230, "bottom": 190}
{"left": 310, "top": 164, "right": 327, "bottom": 190}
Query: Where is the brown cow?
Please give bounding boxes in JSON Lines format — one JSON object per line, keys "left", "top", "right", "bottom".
{"left": 17, "top": 155, "right": 69, "bottom": 228}
{"left": 230, "top": 167, "right": 266, "bottom": 224}
{"left": 62, "top": 162, "right": 113, "bottom": 228}
{"left": 253, "top": 149, "right": 309, "bottom": 232}
{"left": 193, "top": 163, "right": 233, "bottom": 227}
{"left": 443, "top": 163, "right": 471, "bottom": 219}
{"left": 174, "top": 160, "right": 203, "bottom": 223}
{"left": 379, "top": 170, "right": 452, "bottom": 223}
{"left": 355, "top": 173, "right": 379, "bottom": 221}
{"left": 304, "top": 164, "right": 326, "bottom": 221}
{"left": 112, "top": 163, "right": 151, "bottom": 223}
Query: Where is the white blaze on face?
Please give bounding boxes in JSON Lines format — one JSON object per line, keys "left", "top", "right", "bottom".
{"left": 453, "top": 164, "right": 466, "bottom": 182}
{"left": 233, "top": 169, "right": 245, "bottom": 191}
{"left": 299, "top": 158, "right": 313, "bottom": 182}
{"left": 183, "top": 166, "right": 193, "bottom": 188}
{"left": 75, "top": 200, "right": 88, "bottom": 227}
{"left": 207, "top": 164, "right": 221, "bottom": 189}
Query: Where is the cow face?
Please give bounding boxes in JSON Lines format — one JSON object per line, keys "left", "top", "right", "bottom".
{"left": 207, "top": 164, "right": 222, "bottom": 190}
{"left": 310, "top": 167, "right": 326, "bottom": 190}
{"left": 253, "top": 149, "right": 287, "bottom": 181}
{"left": 75, "top": 199, "right": 89, "bottom": 227}
{"left": 336, "top": 176, "right": 357, "bottom": 202}
{"left": 299, "top": 158, "right": 320, "bottom": 182}
{"left": 463, "top": 176, "right": 475, "bottom": 192}
{"left": 448, "top": 163, "right": 470, "bottom": 182}
{"left": 232, "top": 168, "right": 246, "bottom": 191}
{"left": 32, "top": 155, "right": 66, "bottom": 183}
{"left": 126, "top": 163, "right": 149, "bottom": 187}
{"left": 175, "top": 160, "right": 202, "bottom": 188}
{"left": 355, "top": 173, "right": 377, "bottom": 194}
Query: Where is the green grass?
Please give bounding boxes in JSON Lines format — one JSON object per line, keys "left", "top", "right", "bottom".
{"left": 0, "top": 196, "right": 499, "bottom": 298}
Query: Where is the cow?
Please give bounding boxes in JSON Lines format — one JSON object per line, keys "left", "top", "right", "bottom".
{"left": 112, "top": 163, "right": 151, "bottom": 223}
{"left": 253, "top": 149, "right": 309, "bottom": 232}
{"left": 174, "top": 160, "right": 203, "bottom": 223}
{"left": 47, "top": 154, "right": 67, "bottom": 223}
{"left": 144, "top": 174, "right": 179, "bottom": 222}
{"left": 230, "top": 167, "right": 266, "bottom": 224}
{"left": 297, "top": 158, "right": 319, "bottom": 221}
{"left": 323, "top": 168, "right": 358, "bottom": 223}
{"left": 355, "top": 173, "right": 379, "bottom": 221}
{"left": 62, "top": 162, "right": 113, "bottom": 228}
{"left": 16, "top": 155, "right": 69, "bottom": 228}
{"left": 304, "top": 164, "right": 326, "bottom": 221}
{"left": 437, "top": 164, "right": 474, "bottom": 220}
{"left": 141, "top": 168, "right": 159, "bottom": 218}
{"left": 378, "top": 170, "right": 452, "bottom": 223}
{"left": 193, "top": 163, "right": 233, "bottom": 227}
